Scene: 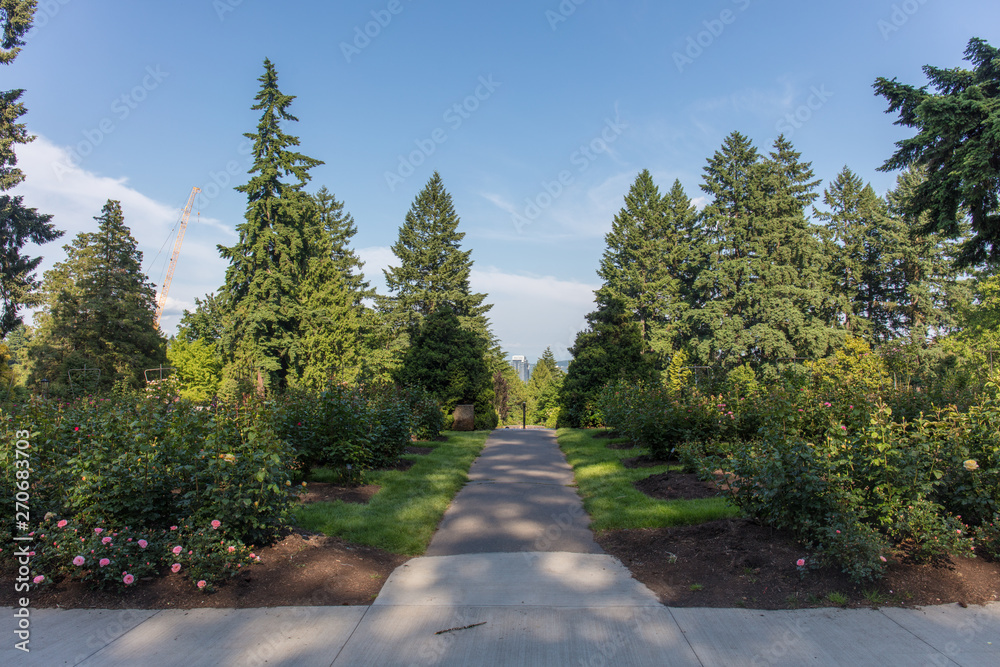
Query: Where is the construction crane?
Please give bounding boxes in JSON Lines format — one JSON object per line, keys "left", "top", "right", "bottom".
{"left": 154, "top": 186, "right": 200, "bottom": 328}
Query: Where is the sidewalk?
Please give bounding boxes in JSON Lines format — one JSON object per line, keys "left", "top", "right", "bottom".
{"left": 3, "top": 428, "right": 998, "bottom": 666}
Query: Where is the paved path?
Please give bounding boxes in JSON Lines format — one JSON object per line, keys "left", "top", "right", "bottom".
{"left": 3, "top": 428, "right": 999, "bottom": 665}
{"left": 425, "top": 427, "right": 601, "bottom": 555}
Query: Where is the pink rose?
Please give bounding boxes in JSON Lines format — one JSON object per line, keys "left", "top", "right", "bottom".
{"left": 796, "top": 559, "right": 806, "bottom": 567}
{"left": 33, "top": 575, "right": 44, "bottom": 584}
{"left": 73, "top": 556, "right": 85, "bottom": 566}
{"left": 170, "top": 526, "right": 178, "bottom": 531}
{"left": 171, "top": 563, "right": 181, "bottom": 573}
{"left": 99, "top": 558, "right": 110, "bottom": 568}
{"left": 227, "top": 546, "right": 235, "bottom": 553}
{"left": 94, "top": 527, "right": 103, "bottom": 534}
{"left": 123, "top": 573, "right": 134, "bottom": 585}
{"left": 57, "top": 519, "right": 68, "bottom": 528}
{"left": 249, "top": 553, "right": 256, "bottom": 559}
{"left": 879, "top": 556, "right": 887, "bottom": 562}
{"left": 102, "top": 536, "right": 112, "bottom": 544}
{"left": 197, "top": 580, "right": 206, "bottom": 589}
{"left": 211, "top": 520, "right": 221, "bottom": 530}
{"left": 172, "top": 545, "right": 183, "bottom": 554}
{"left": 138, "top": 540, "right": 148, "bottom": 549}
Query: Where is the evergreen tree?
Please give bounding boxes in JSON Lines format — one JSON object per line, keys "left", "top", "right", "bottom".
{"left": 290, "top": 200, "right": 365, "bottom": 388}
{"left": 177, "top": 292, "right": 228, "bottom": 346}
{"left": 526, "top": 346, "right": 564, "bottom": 425}
{"left": 596, "top": 170, "right": 670, "bottom": 348}
{"left": 0, "top": 1, "right": 62, "bottom": 337}
{"left": 688, "top": 133, "right": 837, "bottom": 372}
{"left": 875, "top": 38, "right": 1000, "bottom": 267}
{"left": 656, "top": 179, "right": 702, "bottom": 357}
{"left": 312, "top": 186, "right": 372, "bottom": 302}
{"left": 886, "top": 168, "right": 969, "bottom": 344}
{"left": 395, "top": 306, "right": 491, "bottom": 416}
{"left": 815, "top": 167, "right": 900, "bottom": 342}
{"left": 560, "top": 298, "right": 655, "bottom": 427}
{"left": 380, "top": 172, "right": 492, "bottom": 340}
{"left": 29, "top": 200, "right": 165, "bottom": 394}
{"left": 217, "top": 59, "right": 323, "bottom": 390}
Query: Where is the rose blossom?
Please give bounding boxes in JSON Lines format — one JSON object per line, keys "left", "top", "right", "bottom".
{"left": 99, "top": 558, "right": 110, "bottom": 567}
{"left": 796, "top": 559, "right": 806, "bottom": 567}
{"left": 73, "top": 556, "right": 85, "bottom": 566}
{"left": 123, "top": 574, "right": 134, "bottom": 585}
{"left": 171, "top": 563, "right": 182, "bottom": 573}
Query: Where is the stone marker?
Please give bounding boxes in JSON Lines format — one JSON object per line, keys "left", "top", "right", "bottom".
{"left": 453, "top": 404, "right": 475, "bottom": 431}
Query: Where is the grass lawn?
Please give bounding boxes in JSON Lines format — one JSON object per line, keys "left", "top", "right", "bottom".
{"left": 293, "top": 431, "right": 490, "bottom": 555}
{"left": 556, "top": 428, "right": 740, "bottom": 531}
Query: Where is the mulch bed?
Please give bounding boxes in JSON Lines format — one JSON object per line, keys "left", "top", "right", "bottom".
{"left": 622, "top": 454, "right": 677, "bottom": 468}
{"left": 0, "top": 530, "right": 407, "bottom": 609}
{"left": 602, "top": 466, "right": 1000, "bottom": 609}
{"left": 633, "top": 472, "right": 720, "bottom": 501}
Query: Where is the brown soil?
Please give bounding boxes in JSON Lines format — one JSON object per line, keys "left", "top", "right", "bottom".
{"left": 634, "top": 472, "right": 720, "bottom": 501}
{"left": 606, "top": 441, "right": 638, "bottom": 450}
{"left": 602, "top": 468, "right": 1000, "bottom": 609}
{"left": 623, "top": 454, "right": 677, "bottom": 468}
{"left": 297, "top": 482, "right": 380, "bottom": 505}
{"left": 0, "top": 530, "right": 407, "bottom": 609}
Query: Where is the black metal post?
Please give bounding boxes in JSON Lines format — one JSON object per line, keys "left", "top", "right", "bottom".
{"left": 522, "top": 401, "right": 526, "bottom": 429}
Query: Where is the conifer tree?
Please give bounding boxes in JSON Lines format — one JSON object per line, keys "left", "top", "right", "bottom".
{"left": 312, "top": 186, "right": 372, "bottom": 303}
{"left": 875, "top": 38, "right": 1000, "bottom": 267}
{"left": 380, "top": 172, "right": 492, "bottom": 340}
{"left": 656, "top": 179, "right": 702, "bottom": 356}
{"left": 291, "top": 202, "right": 365, "bottom": 388}
{"left": 0, "top": 1, "right": 62, "bottom": 337}
{"left": 689, "top": 133, "right": 837, "bottom": 371}
{"left": 596, "top": 170, "right": 670, "bottom": 348}
{"left": 29, "top": 200, "right": 164, "bottom": 394}
{"left": 815, "top": 167, "right": 900, "bottom": 342}
{"left": 218, "top": 59, "right": 323, "bottom": 390}
{"left": 886, "top": 168, "right": 968, "bottom": 344}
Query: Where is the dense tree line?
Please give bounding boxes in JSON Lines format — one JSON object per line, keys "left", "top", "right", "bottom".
{"left": 560, "top": 37, "right": 998, "bottom": 426}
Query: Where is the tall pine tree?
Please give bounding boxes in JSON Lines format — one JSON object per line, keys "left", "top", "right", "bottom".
{"left": 689, "top": 132, "right": 837, "bottom": 371}
{"left": 312, "top": 186, "right": 372, "bottom": 303}
{"left": 218, "top": 59, "right": 323, "bottom": 390}
{"left": 0, "top": 0, "right": 62, "bottom": 337}
{"left": 380, "top": 172, "right": 492, "bottom": 340}
{"left": 29, "top": 200, "right": 164, "bottom": 394}
{"left": 815, "top": 166, "right": 900, "bottom": 342}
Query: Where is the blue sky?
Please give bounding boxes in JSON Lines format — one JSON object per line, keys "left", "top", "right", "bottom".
{"left": 9, "top": 0, "right": 1000, "bottom": 363}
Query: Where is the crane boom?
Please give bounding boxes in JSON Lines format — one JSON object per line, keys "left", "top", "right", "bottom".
{"left": 155, "top": 186, "right": 200, "bottom": 328}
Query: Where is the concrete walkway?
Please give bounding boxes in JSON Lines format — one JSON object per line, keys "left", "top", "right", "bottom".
{"left": 3, "top": 428, "right": 999, "bottom": 666}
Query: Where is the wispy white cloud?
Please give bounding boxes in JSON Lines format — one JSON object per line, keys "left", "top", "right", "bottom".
{"left": 13, "top": 134, "right": 230, "bottom": 335}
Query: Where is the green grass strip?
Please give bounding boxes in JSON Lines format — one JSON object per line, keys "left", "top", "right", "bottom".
{"left": 293, "top": 431, "right": 490, "bottom": 555}
{"left": 556, "top": 428, "right": 740, "bottom": 531}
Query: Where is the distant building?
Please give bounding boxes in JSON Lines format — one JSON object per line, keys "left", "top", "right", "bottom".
{"left": 510, "top": 355, "right": 530, "bottom": 383}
